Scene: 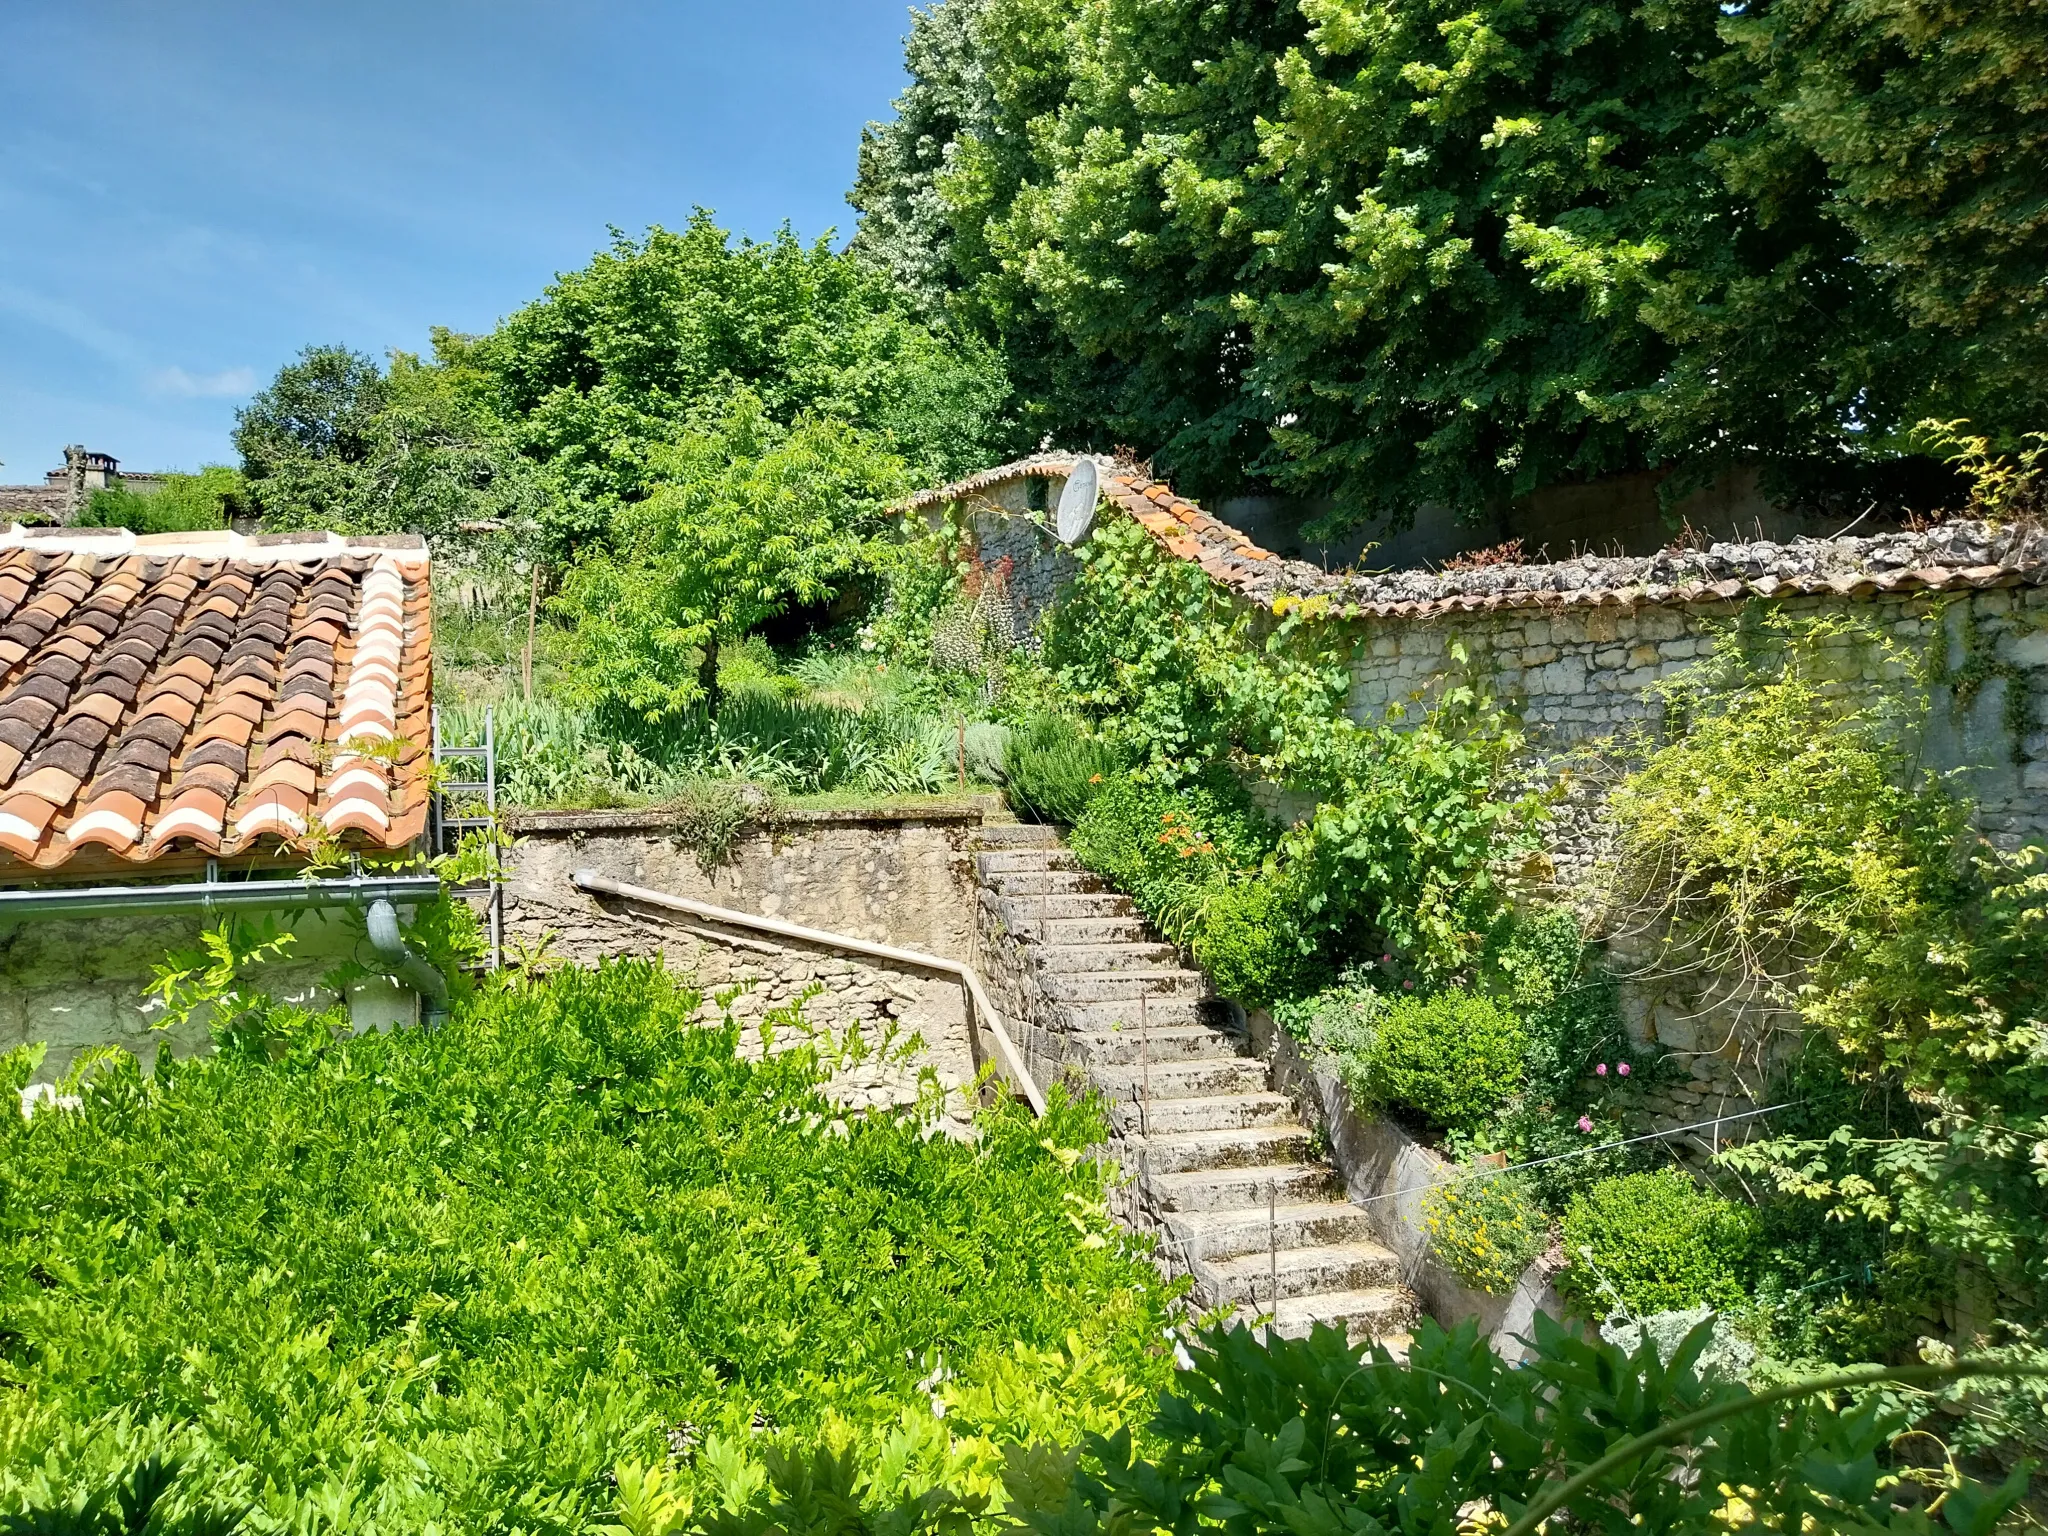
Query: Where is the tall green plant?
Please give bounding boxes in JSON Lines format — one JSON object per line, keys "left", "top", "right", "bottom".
{"left": 1610, "top": 613, "right": 2048, "bottom": 1296}
{"left": 558, "top": 396, "right": 909, "bottom": 719}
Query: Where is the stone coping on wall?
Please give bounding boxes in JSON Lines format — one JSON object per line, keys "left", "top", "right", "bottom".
{"left": 503, "top": 799, "right": 998, "bottom": 837}
{"left": 902, "top": 453, "right": 2048, "bottom": 619}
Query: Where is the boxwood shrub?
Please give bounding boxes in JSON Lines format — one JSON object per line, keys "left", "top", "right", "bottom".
{"left": 1362, "top": 990, "right": 1527, "bottom": 1135}
{"left": 1559, "top": 1169, "right": 1761, "bottom": 1314}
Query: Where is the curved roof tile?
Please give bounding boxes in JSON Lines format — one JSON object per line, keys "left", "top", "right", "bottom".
{"left": 0, "top": 526, "right": 432, "bottom": 871}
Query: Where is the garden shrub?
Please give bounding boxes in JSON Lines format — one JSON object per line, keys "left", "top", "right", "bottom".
{"left": 1187, "top": 879, "right": 1305, "bottom": 1008}
{"left": 1004, "top": 713, "right": 1119, "bottom": 823}
{"left": 1559, "top": 1170, "right": 1760, "bottom": 1315}
{"left": 1613, "top": 612, "right": 2048, "bottom": 1297}
{"left": 1360, "top": 990, "right": 1527, "bottom": 1136}
{"left": 1421, "top": 1172, "right": 1549, "bottom": 1295}
{"left": 76, "top": 467, "right": 243, "bottom": 533}
{"left": 1067, "top": 773, "right": 1277, "bottom": 946}
{"left": 1275, "top": 970, "right": 1386, "bottom": 1070}
{"left": 0, "top": 959, "right": 1173, "bottom": 1530}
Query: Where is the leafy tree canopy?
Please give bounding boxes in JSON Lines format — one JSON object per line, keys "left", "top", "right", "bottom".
{"left": 240, "top": 214, "right": 1019, "bottom": 552}
{"left": 469, "top": 212, "right": 1017, "bottom": 545}
{"left": 851, "top": 0, "right": 2046, "bottom": 532}
{"left": 556, "top": 393, "right": 911, "bottom": 719}
{"left": 235, "top": 343, "right": 545, "bottom": 539}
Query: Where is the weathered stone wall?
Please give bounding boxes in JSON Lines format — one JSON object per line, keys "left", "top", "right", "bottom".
{"left": 0, "top": 906, "right": 419, "bottom": 1084}
{"left": 1339, "top": 584, "right": 2047, "bottom": 1138}
{"left": 500, "top": 805, "right": 994, "bottom": 1125}
{"left": 0, "top": 485, "right": 68, "bottom": 524}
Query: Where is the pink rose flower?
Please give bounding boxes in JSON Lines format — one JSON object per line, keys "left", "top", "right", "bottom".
{"left": 1382, "top": 953, "right": 1394, "bottom": 963}
{"left": 1577, "top": 1116, "right": 1594, "bottom": 1133}
{"left": 1617, "top": 1062, "right": 1631, "bottom": 1077}
{"left": 1402, "top": 979, "right": 1414, "bottom": 990}
{"left": 1595, "top": 1063, "right": 1608, "bottom": 1077}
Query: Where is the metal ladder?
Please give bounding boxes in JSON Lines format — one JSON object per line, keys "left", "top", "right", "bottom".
{"left": 430, "top": 705, "right": 502, "bottom": 971}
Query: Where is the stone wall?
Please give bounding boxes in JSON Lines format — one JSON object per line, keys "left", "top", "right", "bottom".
{"left": 1336, "top": 581, "right": 2048, "bottom": 1139}
{"left": 499, "top": 805, "right": 995, "bottom": 1126}
{"left": 1, "top": 905, "right": 419, "bottom": 1084}
{"left": 0, "top": 485, "right": 68, "bottom": 525}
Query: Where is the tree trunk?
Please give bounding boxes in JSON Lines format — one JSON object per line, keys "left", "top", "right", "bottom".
{"left": 698, "top": 631, "right": 722, "bottom": 720}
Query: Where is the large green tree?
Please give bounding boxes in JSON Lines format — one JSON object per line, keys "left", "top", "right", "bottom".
{"left": 854, "top": 0, "right": 2045, "bottom": 531}
{"left": 235, "top": 342, "right": 543, "bottom": 538}
{"left": 556, "top": 394, "right": 910, "bottom": 719}
{"left": 475, "top": 212, "right": 1018, "bottom": 545}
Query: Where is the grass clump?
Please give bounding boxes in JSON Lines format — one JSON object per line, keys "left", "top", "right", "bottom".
{"left": 0, "top": 959, "right": 1173, "bottom": 1531}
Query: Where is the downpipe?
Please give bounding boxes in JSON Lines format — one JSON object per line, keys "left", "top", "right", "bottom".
{"left": 367, "top": 897, "right": 451, "bottom": 1023}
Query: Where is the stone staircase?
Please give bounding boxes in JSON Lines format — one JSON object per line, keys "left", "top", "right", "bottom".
{"left": 971, "top": 823, "right": 1419, "bottom": 1345}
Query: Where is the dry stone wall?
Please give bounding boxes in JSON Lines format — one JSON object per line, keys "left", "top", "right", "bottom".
{"left": 500, "top": 805, "right": 994, "bottom": 1128}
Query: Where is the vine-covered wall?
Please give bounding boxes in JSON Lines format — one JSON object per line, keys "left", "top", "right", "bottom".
{"left": 931, "top": 463, "right": 2047, "bottom": 1153}
{"left": 1345, "top": 586, "right": 2048, "bottom": 877}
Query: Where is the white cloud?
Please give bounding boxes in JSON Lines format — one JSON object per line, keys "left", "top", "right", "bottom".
{"left": 147, "top": 365, "right": 256, "bottom": 399}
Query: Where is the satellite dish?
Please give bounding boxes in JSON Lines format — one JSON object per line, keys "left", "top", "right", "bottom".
{"left": 1053, "top": 459, "right": 1099, "bottom": 544}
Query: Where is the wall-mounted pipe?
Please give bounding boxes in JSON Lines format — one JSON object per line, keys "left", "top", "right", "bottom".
{"left": 0, "top": 871, "right": 443, "bottom": 920}
{"left": 571, "top": 868, "right": 1047, "bottom": 1116}
{"left": 366, "top": 897, "right": 451, "bottom": 1020}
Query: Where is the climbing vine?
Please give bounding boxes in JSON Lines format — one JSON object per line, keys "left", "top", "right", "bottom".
{"left": 1040, "top": 515, "right": 1546, "bottom": 991}
{"left": 1609, "top": 611, "right": 2048, "bottom": 1295}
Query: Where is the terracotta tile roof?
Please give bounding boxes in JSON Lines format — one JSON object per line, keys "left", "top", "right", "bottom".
{"left": 896, "top": 452, "right": 1108, "bottom": 513}
{"left": 909, "top": 456, "right": 2048, "bottom": 617}
{"left": 0, "top": 526, "right": 432, "bottom": 873}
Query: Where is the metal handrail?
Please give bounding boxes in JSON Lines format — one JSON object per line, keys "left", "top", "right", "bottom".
{"left": 570, "top": 869, "right": 1047, "bottom": 1116}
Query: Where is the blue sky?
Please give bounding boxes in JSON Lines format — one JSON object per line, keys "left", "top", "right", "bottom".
{"left": 0, "top": 1, "right": 914, "bottom": 481}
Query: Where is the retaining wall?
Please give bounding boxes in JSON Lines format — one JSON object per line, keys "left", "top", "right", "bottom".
{"left": 500, "top": 804, "right": 997, "bottom": 1124}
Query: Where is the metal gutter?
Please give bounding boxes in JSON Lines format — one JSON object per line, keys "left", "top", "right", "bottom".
{"left": 0, "top": 870, "right": 444, "bottom": 919}
{"left": 571, "top": 869, "right": 1047, "bottom": 1116}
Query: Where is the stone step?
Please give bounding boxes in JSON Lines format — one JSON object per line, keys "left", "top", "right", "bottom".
{"left": 1093, "top": 1056, "right": 1272, "bottom": 1103}
{"left": 970, "top": 823, "right": 1063, "bottom": 849}
{"left": 1031, "top": 941, "right": 1180, "bottom": 975}
{"left": 1120, "top": 1125, "right": 1320, "bottom": 1174}
{"left": 1197, "top": 1240, "right": 1404, "bottom": 1306}
{"left": 976, "top": 848, "right": 1081, "bottom": 876}
{"left": 1062, "top": 996, "right": 1221, "bottom": 1032}
{"left": 1142, "top": 1162, "right": 1343, "bottom": 1212}
{"left": 987, "top": 891, "right": 1137, "bottom": 926}
{"left": 1033, "top": 915, "right": 1151, "bottom": 945}
{"left": 1042, "top": 970, "right": 1209, "bottom": 1003}
{"left": 1076, "top": 1023, "right": 1246, "bottom": 1065}
{"left": 1109, "top": 1092, "right": 1294, "bottom": 1136}
{"left": 987, "top": 870, "right": 1106, "bottom": 898}
{"left": 1245, "top": 1288, "right": 1421, "bottom": 1345}
{"left": 1165, "top": 1201, "right": 1381, "bottom": 1264}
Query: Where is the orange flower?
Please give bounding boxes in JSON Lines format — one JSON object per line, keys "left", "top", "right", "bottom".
{"left": 1178, "top": 846, "right": 1196, "bottom": 858}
